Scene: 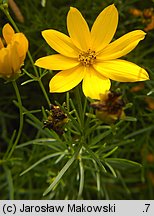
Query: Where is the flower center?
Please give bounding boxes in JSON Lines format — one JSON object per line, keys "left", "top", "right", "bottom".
{"left": 78, "top": 49, "right": 96, "bottom": 66}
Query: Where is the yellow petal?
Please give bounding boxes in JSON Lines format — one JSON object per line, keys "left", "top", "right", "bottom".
{"left": 42, "top": 30, "right": 78, "bottom": 58}
{"left": 0, "top": 48, "right": 12, "bottom": 77}
{"left": 94, "top": 59, "right": 149, "bottom": 82}
{"left": 12, "top": 33, "right": 28, "bottom": 63}
{"left": 35, "top": 54, "right": 79, "bottom": 70}
{"left": 91, "top": 4, "right": 118, "bottom": 52}
{"left": 8, "top": 43, "right": 21, "bottom": 73}
{"left": 82, "top": 67, "right": 111, "bottom": 99}
{"left": 49, "top": 66, "right": 85, "bottom": 92}
{"left": 0, "top": 38, "right": 4, "bottom": 48}
{"left": 2, "top": 23, "right": 15, "bottom": 45}
{"left": 67, "top": 7, "right": 91, "bottom": 51}
{"left": 98, "top": 30, "right": 146, "bottom": 60}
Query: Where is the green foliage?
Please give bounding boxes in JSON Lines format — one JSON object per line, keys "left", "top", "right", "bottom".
{"left": 0, "top": 0, "right": 154, "bottom": 200}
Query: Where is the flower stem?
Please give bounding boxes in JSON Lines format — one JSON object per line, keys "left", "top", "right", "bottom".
{"left": 0, "top": 5, "right": 19, "bottom": 32}
{"left": 74, "top": 86, "right": 84, "bottom": 128}
{"left": 43, "top": 141, "right": 83, "bottom": 196}
{"left": 7, "top": 80, "right": 23, "bottom": 159}
{"left": 38, "top": 78, "right": 51, "bottom": 106}
{"left": 78, "top": 149, "right": 84, "bottom": 199}
{"left": 3, "top": 165, "right": 14, "bottom": 199}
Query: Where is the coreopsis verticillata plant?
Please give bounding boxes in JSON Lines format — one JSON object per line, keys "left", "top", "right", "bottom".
{"left": 0, "top": 23, "right": 28, "bottom": 80}
{"left": 35, "top": 4, "right": 149, "bottom": 99}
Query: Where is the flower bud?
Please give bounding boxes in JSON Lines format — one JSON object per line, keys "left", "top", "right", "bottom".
{"left": 0, "top": 23, "right": 28, "bottom": 80}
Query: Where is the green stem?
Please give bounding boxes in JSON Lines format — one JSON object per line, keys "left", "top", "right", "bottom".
{"left": 75, "top": 86, "right": 84, "bottom": 124}
{"left": 7, "top": 80, "right": 23, "bottom": 158}
{"left": 38, "top": 79, "right": 51, "bottom": 106}
{"left": 43, "top": 141, "right": 83, "bottom": 196}
{"left": 83, "top": 143, "right": 107, "bottom": 173}
{"left": 0, "top": 6, "right": 19, "bottom": 32}
{"left": 74, "top": 86, "right": 85, "bottom": 133}
{"left": 3, "top": 130, "right": 16, "bottom": 159}
{"left": 27, "top": 51, "right": 39, "bottom": 77}
{"left": 3, "top": 165, "right": 14, "bottom": 199}
{"left": 78, "top": 149, "right": 84, "bottom": 199}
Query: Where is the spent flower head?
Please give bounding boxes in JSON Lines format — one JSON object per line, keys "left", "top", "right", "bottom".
{"left": 90, "top": 91, "right": 125, "bottom": 124}
{"left": 0, "top": 23, "right": 28, "bottom": 80}
{"left": 35, "top": 4, "right": 149, "bottom": 99}
{"left": 43, "top": 104, "right": 68, "bottom": 135}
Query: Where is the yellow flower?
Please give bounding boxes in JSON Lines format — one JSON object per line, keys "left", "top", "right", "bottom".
{"left": 0, "top": 23, "right": 28, "bottom": 79}
{"left": 35, "top": 4, "right": 149, "bottom": 99}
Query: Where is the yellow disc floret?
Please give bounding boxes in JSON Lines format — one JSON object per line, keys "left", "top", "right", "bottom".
{"left": 78, "top": 49, "right": 96, "bottom": 66}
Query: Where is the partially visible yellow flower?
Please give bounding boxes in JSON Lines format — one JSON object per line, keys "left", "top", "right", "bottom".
{"left": 0, "top": 23, "right": 28, "bottom": 79}
{"left": 35, "top": 4, "right": 149, "bottom": 99}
